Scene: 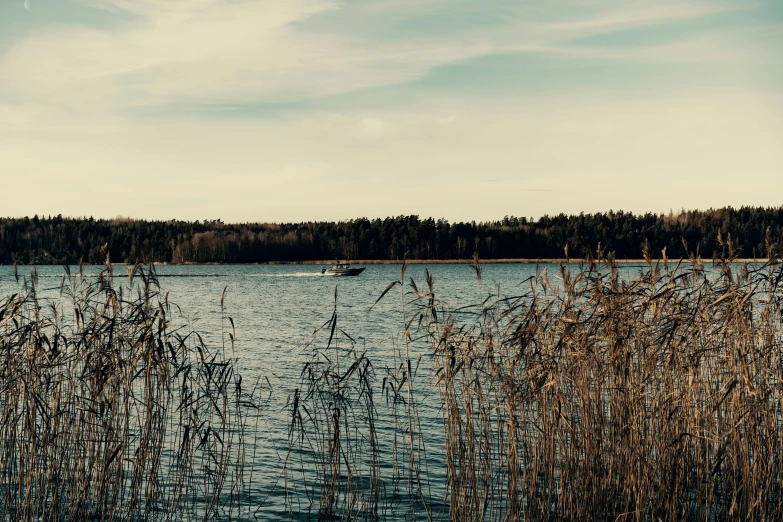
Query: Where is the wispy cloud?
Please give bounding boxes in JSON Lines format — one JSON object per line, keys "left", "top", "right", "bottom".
{"left": 546, "top": 2, "right": 728, "bottom": 32}
{"left": 0, "top": 0, "right": 763, "bottom": 113}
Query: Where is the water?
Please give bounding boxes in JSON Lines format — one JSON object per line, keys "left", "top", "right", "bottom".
{"left": 0, "top": 262, "right": 653, "bottom": 520}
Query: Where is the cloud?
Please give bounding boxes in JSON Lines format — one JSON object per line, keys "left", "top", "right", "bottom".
{"left": 23, "top": 0, "right": 29, "bottom": 11}
{"left": 0, "top": 0, "right": 754, "bottom": 114}
{"left": 545, "top": 2, "right": 727, "bottom": 32}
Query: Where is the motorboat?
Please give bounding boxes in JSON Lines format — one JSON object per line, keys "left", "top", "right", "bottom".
{"left": 320, "top": 262, "right": 365, "bottom": 276}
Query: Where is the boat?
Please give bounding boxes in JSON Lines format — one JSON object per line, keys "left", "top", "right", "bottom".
{"left": 320, "top": 262, "right": 366, "bottom": 276}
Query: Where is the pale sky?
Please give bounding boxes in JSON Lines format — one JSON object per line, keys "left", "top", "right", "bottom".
{"left": 1, "top": 0, "right": 781, "bottom": 222}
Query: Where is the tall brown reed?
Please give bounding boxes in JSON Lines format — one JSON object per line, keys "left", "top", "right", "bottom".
{"left": 0, "top": 262, "right": 258, "bottom": 521}
{"left": 285, "top": 286, "right": 383, "bottom": 520}
{"left": 416, "top": 254, "right": 783, "bottom": 521}
{"left": 6, "top": 253, "right": 783, "bottom": 521}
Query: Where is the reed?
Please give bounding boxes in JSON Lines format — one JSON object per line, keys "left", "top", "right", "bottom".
{"left": 0, "top": 261, "right": 260, "bottom": 521}
{"left": 413, "top": 254, "right": 783, "bottom": 521}
{"left": 4, "top": 251, "right": 783, "bottom": 521}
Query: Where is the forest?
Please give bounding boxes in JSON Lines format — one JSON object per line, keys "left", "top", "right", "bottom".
{"left": 1, "top": 206, "right": 782, "bottom": 264}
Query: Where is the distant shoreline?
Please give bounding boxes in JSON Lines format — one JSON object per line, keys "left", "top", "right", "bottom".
{"left": 4, "top": 209, "right": 782, "bottom": 266}
{"left": 3, "top": 258, "right": 773, "bottom": 266}
{"left": 271, "top": 258, "right": 770, "bottom": 265}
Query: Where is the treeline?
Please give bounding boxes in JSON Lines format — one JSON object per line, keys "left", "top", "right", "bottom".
{"left": 1, "top": 207, "right": 783, "bottom": 264}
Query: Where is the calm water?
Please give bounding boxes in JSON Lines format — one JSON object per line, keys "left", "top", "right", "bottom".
{"left": 0, "top": 262, "right": 651, "bottom": 520}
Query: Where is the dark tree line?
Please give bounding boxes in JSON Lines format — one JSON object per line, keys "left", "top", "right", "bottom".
{"left": 1, "top": 207, "right": 782, "bottom": 265}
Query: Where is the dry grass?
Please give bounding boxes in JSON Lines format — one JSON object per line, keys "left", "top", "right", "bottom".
{"left": 4, "top": 251, "right": 783, "bottom": 521}
{"left": 285, "top": 264, "right": 433, "bottom": 521}
{"left": 414, "top": 254, "right": 783, "bottom": 521}
{"left": 0, "top": 261, "right": 261, "bottom": 521}
{"left": 286, "top": 252, "right": 783, "bottom": 520}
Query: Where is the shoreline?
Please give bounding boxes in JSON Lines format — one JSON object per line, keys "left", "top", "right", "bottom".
{"left": 3, "top": 258, "right": 773, "bottom": 266}
{"left": 281, "top": 258, "right": 772, "bottom": 265}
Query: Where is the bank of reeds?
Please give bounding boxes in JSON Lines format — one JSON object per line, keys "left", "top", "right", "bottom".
{"left": 286, "top": 271, "right": 433, "bottom": 521}
{"left": 415, "top": 253, "right": 783, "bottom": 521}
{"left": 291, "top": 251, "right": 783, "bottom": 520}
{"left": 0, "top": 262, "right": 260, "bottom": 521}
{"left": 4, "top": 252, "right": 783, "bottom": 521}
{"left": 285, "top": 287, "right": 382, "bottom": 519}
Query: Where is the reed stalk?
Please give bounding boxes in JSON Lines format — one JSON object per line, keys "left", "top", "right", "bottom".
{"left": 0, "top": 263, "right": 259, "bottom": 521}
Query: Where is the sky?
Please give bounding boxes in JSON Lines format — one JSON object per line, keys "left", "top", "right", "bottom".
{"left": 1, "top": 0, "right": 781, "bottom": 223}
